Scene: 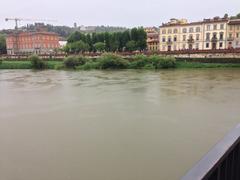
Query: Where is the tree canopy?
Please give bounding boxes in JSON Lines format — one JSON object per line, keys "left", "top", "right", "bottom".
{"left": 0, "top": 34, "right": 6, "bottom": 54}
{"left": 64, "top": 28, "right": 147, "bottom": 53}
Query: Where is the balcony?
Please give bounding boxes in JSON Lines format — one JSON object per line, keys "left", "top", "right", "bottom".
{"left": 167, "top": 40, "right": 173, "bottom": 45}
{"left": 187, "top": 38, "right": 194, "bottom": 44}
{"left": 228, "top": 37, "right": 234, "bottom": 41}
{"left": 211, "top": 37, "right": 218, "bottom": 42}
{"left": 181, "top": 124, "right": 240, "bottom": 180}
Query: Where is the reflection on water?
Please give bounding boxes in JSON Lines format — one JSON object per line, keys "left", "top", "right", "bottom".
{"left": 0, "top": 69, "right": 240, "bottom": 180}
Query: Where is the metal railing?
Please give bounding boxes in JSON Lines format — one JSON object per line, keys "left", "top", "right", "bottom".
{"left": 181, "top": 124, "right": 240, "bottom": 180}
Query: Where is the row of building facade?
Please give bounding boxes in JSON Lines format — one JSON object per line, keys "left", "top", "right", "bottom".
{"left": 145, "top": 17, "right": 240, "bottom": 52}
{"left": 6, "top": 31, "right": 60, "bottom": 55}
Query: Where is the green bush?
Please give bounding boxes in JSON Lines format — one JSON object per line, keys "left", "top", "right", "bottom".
{"left": 158, "top": 56, "right": 176, "bottom": 69}
{"left": 63, "top": 56, "right": 87, "bottom": 69}
{"left": 29, "top": 55, "right": 46, "bottom": 70}
{"left": 0, "top": 58, "right": 2, "bottom": 65}
{"left": 146, "top": 55, "right": 176, "bottom": 69}
{"left": 77, "top": 61, "right": 100, "bottom": 70}
{"left": 98, "top": 53, "right": 129, "bottom": 69}
{"left": 128, "top": 55, "right": 148, "bottom": 69}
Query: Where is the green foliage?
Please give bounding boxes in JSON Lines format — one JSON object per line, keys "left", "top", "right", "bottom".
{"left": 98, "top": 53, "right": 129, "bottom": 69}
{"left": 94, "top": 42, "right": 106, "bottom": 52}
{"left": 29, "top": 55, "right": 47, "bottom": 70}
{"left": 128, "top": 55, "right": 148, "bottom": 69}
{"left": 66, "top": 40, "right": 90, "bottom": 53}
{"left": 176, "top": 62, "right": 240, "bottom": 68}
{"left": 126, "top": 41, "right": 137, "bottom": 51}
{"left": 65, "top": 28, "right": 147, "bottom": 53}
{"left": 0, "top": 34, "right": 6, "bottom": 54}
{"left": 63, "top": 56, "right": 87, "bottom": 68}
{"left": 157, "top": 57, "right": 176, "bottom": 69}
{"left": 129, "top": 55, "right": 176, "bottom": 69}
{"left": 77, "top": 61, "right": 100, "bottom": 70}
{"left": 230, "top": 13, "right": 240, "bottom": 19}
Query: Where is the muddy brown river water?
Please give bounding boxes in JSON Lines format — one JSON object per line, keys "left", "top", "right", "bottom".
{"left": 0, "top": 69, "right": 240, "bottom": 180}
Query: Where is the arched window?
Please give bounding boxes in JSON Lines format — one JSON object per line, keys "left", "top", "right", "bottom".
{"left": 182, "top": 28, "right": 187, "bottom": 33}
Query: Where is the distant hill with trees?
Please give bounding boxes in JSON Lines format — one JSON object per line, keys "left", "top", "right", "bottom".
{"left": 18, "top": 24, "right": 128, "bottom": 38}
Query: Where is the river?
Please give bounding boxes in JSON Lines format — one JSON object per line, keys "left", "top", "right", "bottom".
{"left": 0, "top": 69, "right": 240, "bottom": 180}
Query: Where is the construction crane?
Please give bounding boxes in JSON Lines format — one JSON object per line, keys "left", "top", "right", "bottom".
{"left": 5, "top": 18, "right": 57, "bottom": 30}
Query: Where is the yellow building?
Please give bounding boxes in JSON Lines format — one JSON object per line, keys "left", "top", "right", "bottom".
{"left": 227, "top": 20, "right": 240, "bottom": 48}
{"left": 159, "top": 17, "right": 228, "bottom": 51}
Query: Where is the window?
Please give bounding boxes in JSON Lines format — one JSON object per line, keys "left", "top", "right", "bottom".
{"left": 168, "top": 29, "right": 172, "bottom": 34}
{"left": 174, "top": 36, "right": 177, "bottom": 42}
{"left": 237, "top": 26, "right": 240, "bottom": 30}
{"left": 229, "top": 33, "right": 233, "bottom": 38}
{"left": 220, "top": 42, "right": 223, "bottom": 48}
{"left": 189, "top": 34, "right": 193, "bottom": 40}
{"left": 168, "top": 36, "right": 171, "bottom": 42}
{"left": 220, "top": 24, "right": 224, "bottom": 30}
{"left": 207, "top": 25, "right": 211, "bottom": 31}
{"left": 173, "top": 45, "right": 177, "bottom": 51}
{"left": 183, "top": 35, "right": 186, "bottom": 41}
{"left": 162, "top": 29, "right": 166, "bottom": 34}
{"left": 162, "top": 37, "right": 166, "bottom": 42}
{"left": 196, "top": 43, "right": 199, "bottom": 49}
{"left": 173, "top": 29, "right": 178, "bottom": 33}
{"left": 220, "top": 32, "right": 224, "bottom": 40}
{"left": 206, "top": 33, "right": 210, "bottom": 41}
{"left": 213, "top": 24, "right": 217, "bottom": 30}
{"left": 162, "top": 46, "right": 166, "bottom": 51}
{"left": 196, "top": 27, "right": 201, "bottom": 32}
{"left": 206, "top": 43, "right": 209, "bottom": 48}
{"left": 182, "top": 44, "right": 186, "bottom": 49}
{"left": 182, "top": 28, "right": 187, "bottom": 33}
{"left": 213, "top": 33, "right": 217, "bottom": 39}
{"left": 237, "top": 33, "right": 239, "bottom": 38}
{"left": 189, "top": 27, "right": 194, "bottom": 33}
{"left": 196, "top": 34, "right": 200, "bottom": 41}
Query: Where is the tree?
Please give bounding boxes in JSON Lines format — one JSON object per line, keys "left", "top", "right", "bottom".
{"left": 67, "top": 31, "right": 86, "bottom": 43}
{"left": 64, "top": 27, "right": 147, "bottom": 53}
{"left": 230, "top": 13, "right": 240, "bottom": 19}
{"left": 0, "top": 34, "right": 6, "bottom": 54}
{"left": 224, "top": 13, "right": 229, "bottom": 19}
{"left": 126, "top": 41, "right": 137, "bottom": 51}
{"left": 94, "top": 42, "right": 106, "bottom": 52}
{"left": 237, "top": 13, "right": 240, "bottom": 18}
{"left": 69, "top": 40, "right": 89, "bottom": 53}
{"left": 136, "top": 28, "right": 147, "bottom": 51}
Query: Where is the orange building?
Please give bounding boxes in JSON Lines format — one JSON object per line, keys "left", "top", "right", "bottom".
{"left": 6, "top": 31, "right": 60, "bottom": 55}
{"left": 145, "top": 27, "right": 159, "bottom": 51}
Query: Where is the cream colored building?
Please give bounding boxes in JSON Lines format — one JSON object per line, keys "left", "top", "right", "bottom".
{"left": 159, "top": 17, "right": 229, "bottom": 51}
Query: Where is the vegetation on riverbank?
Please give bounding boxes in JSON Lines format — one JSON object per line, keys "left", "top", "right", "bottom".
{"left": 0, "top": 59, "right": 62, "bottom": 69}
{"left": 1, "top": 54, "right": 240, "bottom": 70}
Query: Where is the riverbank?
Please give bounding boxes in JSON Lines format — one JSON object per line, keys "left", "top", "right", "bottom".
{"left": 0, "top": 61, "right": 62, "bottom": 69}
{"left": 1, "top": 60, "right": 240, "bottom": 70}
{"left": 2, "top": 54, "right": 240, "bottom": 70}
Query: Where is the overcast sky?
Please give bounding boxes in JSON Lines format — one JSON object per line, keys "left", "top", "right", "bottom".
{"left": 0, "top": 0, "right": 239, "bottom": 29}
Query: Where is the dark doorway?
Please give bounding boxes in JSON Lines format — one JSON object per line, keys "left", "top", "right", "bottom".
{"left": 189, "top": 44, "right": 193, "bottom": 50}
{"left": 167, "top": 46, "right": 171, "bottom": 51}
{"left": 212, "top": 43, "right": 217, "bottom": 50}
